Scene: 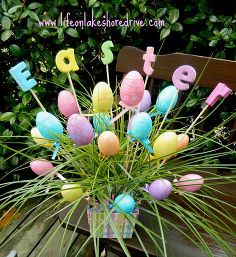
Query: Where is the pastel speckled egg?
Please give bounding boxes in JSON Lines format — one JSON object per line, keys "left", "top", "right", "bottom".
{"left": 128, "top": 112, "right": 152, "bottom": 141}
{"left": 177, "top": 174, "right": 204, "bottom": 192}
{"left": 67, "top": 114, "right": 94, "bottom": 146}
{"left": 98, "top": 131, "right": 120, "bottom": 156}
{"left": 92, "top": 82, "right": 113, "bottom": 112}
{"left": 148, "top": 179, "right": 172, "bottom": 200}
{"left": 58, "top": 90, "right": 79, "bottom": 118}
{"left": 93, "top": 113, "right": 111, "bottom": 135}
{"left": 155, "top": 86, "right": 178, "bottom": 114}
{"left": 61, "top": 183, "right": 83, "bottom": 202}
{"left": 153, "top": 131, "right": 178, "bottom": 159}
{"left": 36, "top": 112, "right": 63, "bottom": 141}
{"left": 120, "top": 71, "right": 144, "bottom": 107}
{"left": 30, "top": 159, "right": 53, "bottom": 176}
{"left": 113, "top": 194, "right": 135, "bottom": 213}
{"left": 31, "top": 127, "right": 52, "bottom": 148}
{"left": 139, "top": 90, "right": 151, "bottom": 112}
{"left": 177, "top": 134, "right": 189, "bottom": 151}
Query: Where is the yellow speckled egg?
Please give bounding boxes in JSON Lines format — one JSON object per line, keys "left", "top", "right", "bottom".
{"left": 153, "top": 131, "right": 178, "bottom": 160}
{"left": 98, "top": 131, "right": 120, "bottom": 156}
{"left": 31, "top": 127, "right": 53, "bottom": 148}
{"left": 92, "top": 82, "right": 113, "bottom": 112}
{"left": 61, "top": 183, "right": 83, "bottom": 202}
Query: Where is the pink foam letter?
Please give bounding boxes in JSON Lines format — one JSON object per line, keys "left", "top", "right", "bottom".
{"left": 172, "top": 65, "right": 196, "bottom": 90}
{"left": 143, "top": 47, "right": 156, "bottom": 76}
{"left": 205, "top": 83, "right": 232, "bottom": 107}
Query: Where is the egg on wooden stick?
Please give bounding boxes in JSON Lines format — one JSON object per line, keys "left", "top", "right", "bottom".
{"left": 58, "top": 90, "right": 79, "bottom": 118}
{"left": 113, "top": 194, "right": 136, "bottom": 214}
{"left": 36, "top": 111, "right": 64, "bottom": 160}
{"left": 92, "top": 82, "right": 113, "bottom": 113}
{"left": 61, "top": 183, "right": 83, "bottom": 202}
{"left": 175, "top": 174, "right": 204, "bottom": 192}
{"left": 98, "top": 131, "right": 120, "bottom": 156}
{"left": 67, "top": 114, "right": 94, "bottom": 146}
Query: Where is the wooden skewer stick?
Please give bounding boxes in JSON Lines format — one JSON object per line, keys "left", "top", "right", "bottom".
{"left": 185, "top": 105, "right": 208, "bottom": 135}
{"left": 56, "top": 172, "right": 66, "bottom": 181}
{"left": 67, "top": 72, "right": 82, "bottom": 115}
{"left": 106, "top": 64, "right": 110, "bottom": 87}
{"left": 30, "top": 89, "right": 46, "bottom": 112}
{"left": 110, "top": 108, "right": 129, "bottom": 124}
{"left": 143, "top": 75, "right": 149, "bottom": 89}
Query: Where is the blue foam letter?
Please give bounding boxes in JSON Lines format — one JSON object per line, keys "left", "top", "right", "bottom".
{"left": 9, "top": 62, "right": 37, "bottom": 92}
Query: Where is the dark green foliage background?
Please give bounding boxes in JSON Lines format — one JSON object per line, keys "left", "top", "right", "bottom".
{"left": 0, "top": 0, "right": 235, "bottom": 179}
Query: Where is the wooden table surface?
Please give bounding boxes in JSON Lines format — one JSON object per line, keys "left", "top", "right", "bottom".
{"left": 59, "top": 199, "right": 235, "bottom": 257}
{"left": 0, "top": 197, "right": 105, "bottom": 257}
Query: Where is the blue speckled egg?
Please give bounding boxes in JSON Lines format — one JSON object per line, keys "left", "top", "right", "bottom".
{"left": 128, "top": 112, "right": 152, "bottom": 141}
{"left": 67, "top": 114, "right": 94, "bottom": 146}
{"left": 36, "top": 111, "right": 63, "bottom": 140}
{"left": 155, "top": 85, "right": 178, "bottom": 114}
{"left": 113, "top": 194, "right": 135, "bottom": 214}
{"left": 93, "top": 113, "right": 111, "bottom": 135}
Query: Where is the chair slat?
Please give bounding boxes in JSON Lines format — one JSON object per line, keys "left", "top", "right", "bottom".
{"left": 116, "top": 46, "right": 236, "bottom": 91}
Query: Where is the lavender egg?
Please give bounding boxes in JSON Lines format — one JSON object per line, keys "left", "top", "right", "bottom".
{"left": 58, "top": 90, "right": 78, "bottom": 118}
{"left": 67, "top": 114, "right": 94, "bottom": 146}
{"left": 148, "top": 179, "right": 172, "bottom": 200}
{"left": 120, "top": 71, "right": 144, "bottom": 107}
{"left": 139, "top": 90, "right": 151, "bottom": 112}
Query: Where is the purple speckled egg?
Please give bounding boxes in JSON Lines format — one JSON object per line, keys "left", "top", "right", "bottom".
{"left": 120, "top": 71, "right": 144, "bottom": 107}
{"left": 30, "top": 159, "right": 53, "bottom": 176}
{"left": 148, "top": 179, "right": 172, "bottom": 200}
{"left": 177, "top": 174, "right": 204, "bottom": 192}
{"left": 67, "top": 114, "right": 94, "bottom": 146}
{"left": 139, "top": 90, "right": 151, "bottom": 112}
{"left": 58, "top": 90, "right": 79, "bottom": 118}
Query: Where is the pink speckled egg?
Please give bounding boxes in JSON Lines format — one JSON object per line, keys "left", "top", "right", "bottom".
{"left": 148, "top": 179, "right": 172, "bottom": 200}
{"left": 177, "top": 174, "right": 204, "bottom": 192}
{"left": 58, "top": 90, "right": 79, "bottom": 118}
{"left": 30, "top": 159, "right": 53, "bottom": 176}
{"left": 120, "top": 71, "right": 144, "bottom": 107}
{"left": 67, "top": 114, "right": 94, "bottom": 146}
{"left": 177, "top": 134, "right": 189, "bottom": 151}
{"left": 139, "top": 90, "right": 151, "bottom": 112}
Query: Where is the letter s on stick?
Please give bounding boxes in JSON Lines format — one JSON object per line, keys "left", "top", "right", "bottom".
{"left": 101, "top": 41, "right": 114, "bottom": 65}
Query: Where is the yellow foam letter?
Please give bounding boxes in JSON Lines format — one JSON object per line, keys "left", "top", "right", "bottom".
{"left": 55, "top": 48, "right": 79, "bottom": 73}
